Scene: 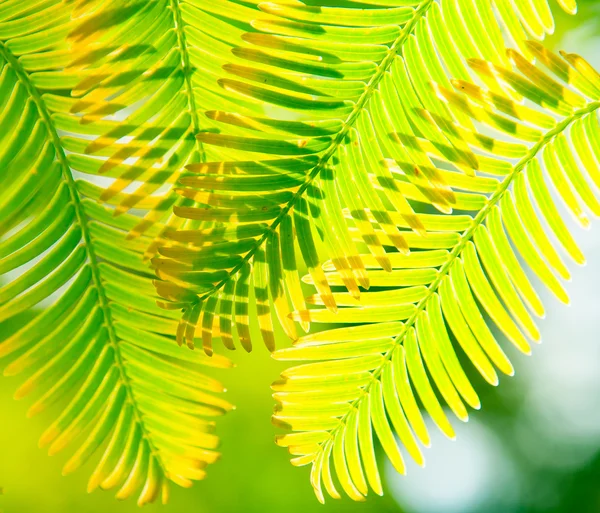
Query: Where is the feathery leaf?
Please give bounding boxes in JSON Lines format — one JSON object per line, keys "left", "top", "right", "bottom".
{"left": 0, "top": 1, "right": 234, "bottom": 504}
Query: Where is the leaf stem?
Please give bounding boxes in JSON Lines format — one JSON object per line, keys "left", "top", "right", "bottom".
{"left": 170, "top": 0, "right": 206, "bottom": 161}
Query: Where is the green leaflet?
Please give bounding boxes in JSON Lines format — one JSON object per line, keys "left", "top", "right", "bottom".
{"left": 0, "top": 0, "right": 234, "bottom": 505}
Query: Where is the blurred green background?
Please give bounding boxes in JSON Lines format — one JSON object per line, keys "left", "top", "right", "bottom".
{"left": 3, "top": 3, "right": 600, "bottom": 512}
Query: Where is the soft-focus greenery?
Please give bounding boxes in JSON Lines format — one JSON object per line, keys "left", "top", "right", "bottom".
{"left": 0, "top": 314, "right": 399, "bottom": 513}
{"left": 3, "top": 1, "right": 600, "bottom": 512}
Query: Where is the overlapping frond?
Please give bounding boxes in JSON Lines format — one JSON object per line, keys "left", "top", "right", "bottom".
{"left": 3, "top": 0, "right": 598, "bottom": 506}
{"left": 64, "top": 0, "right": 305, "bottom": 252}
{"left": 146, "top": 0, "right": 600, "bottom": 502}
{"left": 271, "top": 33, "right": 600, "bottom": 505}
{"left": 0, "top": 1, "right": 233, "bottom": 504}
{"left": 152, "top": 0, "right": 578, "bottom": 352}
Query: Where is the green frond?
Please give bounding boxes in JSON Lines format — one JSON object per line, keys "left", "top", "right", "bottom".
{"left": 151, "top": 0, "right": 578, "bottom": 352}
{"left": 0, "top": 2, "right": 234, "bottom": 505}
{"left": 146, "top": 0, "right": 600, "bottom": 502}
{"left": 270, "top": 34, "right": 600, "bottom": 505}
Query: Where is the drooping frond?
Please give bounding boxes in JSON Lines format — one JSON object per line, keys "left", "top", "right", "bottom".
{"left": 0, "top": 2, "right": 233, "bottom": 504}
{"left": 270, "top": 38, "right": 600, "bottom": 503}
{"left": 146, "top": 0, "right": 600, "bottom": 502}
{"left": 151, "top": 0, "right": 578, "bottom": 353}
{"left": 64, "top": 0, "right": 294, "bottom": 253}
{"left": 58, "top": 0, "right": 214, "bottom": 249}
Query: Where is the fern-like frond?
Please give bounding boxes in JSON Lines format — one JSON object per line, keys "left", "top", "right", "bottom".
{"left": 0, "top": 2, "right": 233, "bottom": 504}
{"left": 147, "top": 0, "right": 600, "bottom": 502}
{"left": 151, "top": 0, "right": 576, "bottom": 352}
{"left": 270, "top": 44, "right": 600, "bottom": 502}
{"left": 64, "top": 0, "right": 292, "bottom": 253}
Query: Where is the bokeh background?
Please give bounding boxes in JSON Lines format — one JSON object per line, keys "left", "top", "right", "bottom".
{"left": 2, "top": 2, "right": 600, "bottom": 512}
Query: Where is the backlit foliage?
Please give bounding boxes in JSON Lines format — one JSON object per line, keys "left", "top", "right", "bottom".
{"left": 1, "top": 0, "right": 600, "bottom": 506}
{"left": 146, "top": 0, "right": 600, "bottom": 503}
{"left": 0, "top": 0, "right": 233, "bottom": 505}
